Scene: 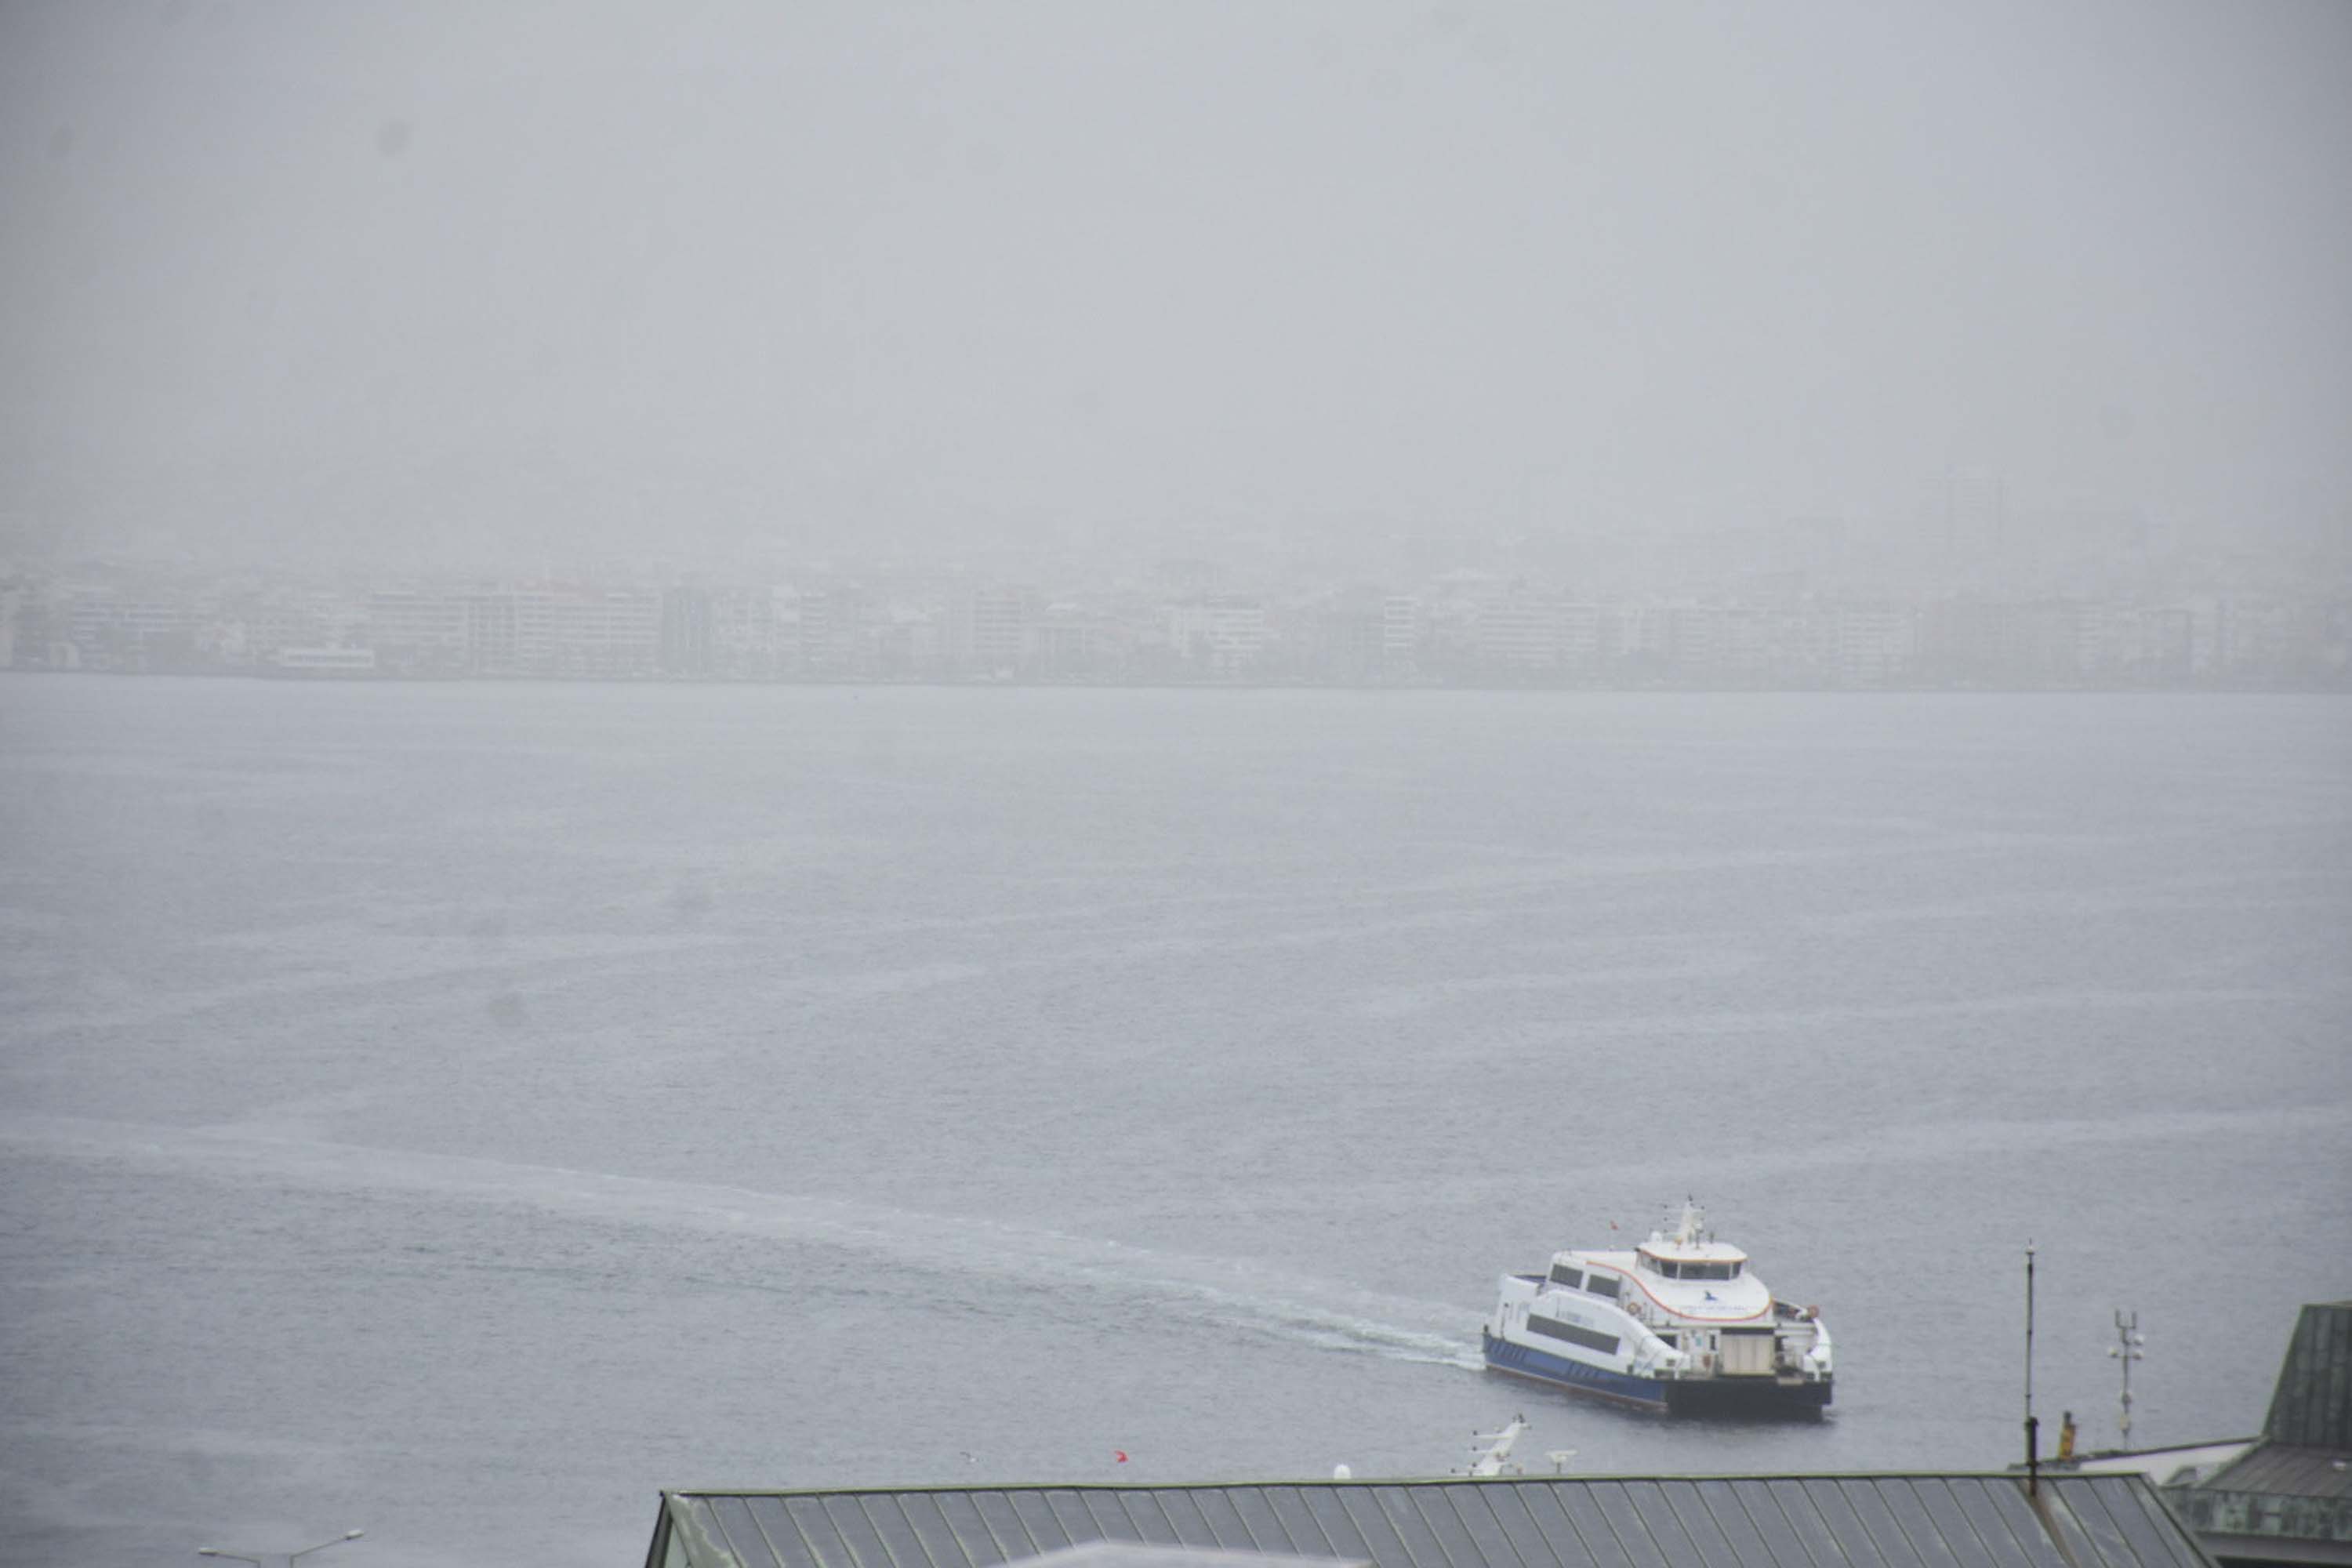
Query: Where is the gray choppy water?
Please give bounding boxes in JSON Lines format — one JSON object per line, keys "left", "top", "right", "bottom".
{"left": 2, "top": 678, "right": 2347, "bottom": 1568}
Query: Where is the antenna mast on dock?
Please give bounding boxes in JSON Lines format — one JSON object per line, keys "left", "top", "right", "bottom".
{"left": 2109, "top": 1310, "right": 2146, "bottom": 1445}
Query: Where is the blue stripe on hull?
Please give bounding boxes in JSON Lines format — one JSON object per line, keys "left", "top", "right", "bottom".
{"left": 1482, "top": 1328, "right": 1669, "bottom": 1410}
{"left": 1482, "top": 1329, "right": 1835, "bottom": 1416}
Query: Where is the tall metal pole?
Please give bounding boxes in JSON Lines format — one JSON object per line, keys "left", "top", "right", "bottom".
{"left": 2024, "top": 1243, "right": 2039, "bottom": 1494}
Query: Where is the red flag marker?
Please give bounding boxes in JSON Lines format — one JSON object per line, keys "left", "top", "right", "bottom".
{"left": 1114, "top": 1450, "right": 1129, "bottom": 1464}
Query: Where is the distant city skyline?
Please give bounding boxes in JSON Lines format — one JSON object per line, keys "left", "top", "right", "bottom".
{"left": 7, "top": 520, "right": 2343, "bottom": 690}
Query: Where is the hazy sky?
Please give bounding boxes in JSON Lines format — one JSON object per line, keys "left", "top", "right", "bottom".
{"left": 4, "top": 0, "right": 2348, "bottom": 564}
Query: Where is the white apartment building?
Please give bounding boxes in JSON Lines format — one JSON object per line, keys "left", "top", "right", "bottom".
{"left": 1381, "top": 596, "right": 1422, "bottom": 669}
{"left": 550, "top": 590, "right": 659, "bottom": 676}
{"left": 1473, "top": 594, "right": 1561, "bottom": 670}
{"left": 1831, "top": 604, "right": 1918, "bottom": 686}
{"left": 1164, "top": 597, "right": 1266, "bottom": 674}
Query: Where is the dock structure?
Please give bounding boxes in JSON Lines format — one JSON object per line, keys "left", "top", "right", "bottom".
{"left": 647, "top": 1472, "right": 2212, "bottom": 1568}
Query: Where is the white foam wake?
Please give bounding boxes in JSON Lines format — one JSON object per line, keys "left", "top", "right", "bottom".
{"left": 0, "top": 1115, "right": 1485, "bottom": 1370}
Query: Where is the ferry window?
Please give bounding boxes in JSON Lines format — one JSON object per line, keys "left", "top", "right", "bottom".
{"left": 1585, "top": 1273, "right": 1621, "bottom": 1299}
{"left": 1529, "top": 1316, "right": 1621, "bottom": 1356}
{"left": 1548, "top": 1264, "right": 1583, "bottom": 1290}
{"left": 1729, "top": 1262, "right": 1743, "bottom": 1278}
{"left": 1657, "top": 1260, "right": 1680, "bottom": 1279}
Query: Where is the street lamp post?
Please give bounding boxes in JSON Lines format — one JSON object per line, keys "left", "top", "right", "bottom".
{"left": 201, "top": 1529, "right": 366, "bottom": 1568}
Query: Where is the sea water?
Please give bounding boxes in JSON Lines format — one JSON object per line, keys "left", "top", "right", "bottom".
{"left": 2, "top": 677, "right": 2346, "bottom": 1568}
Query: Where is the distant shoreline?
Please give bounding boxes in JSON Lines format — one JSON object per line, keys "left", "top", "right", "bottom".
{"left": 5, "top": 667, "right": 2344, "bottom": 696}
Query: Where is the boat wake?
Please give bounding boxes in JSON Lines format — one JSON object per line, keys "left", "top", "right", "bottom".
{"left": 1188, "top": 1288, "right": 1483, "bottom": 1368}
{"left": 0, "top": 1114, "right": 1483, "bottom": 1371}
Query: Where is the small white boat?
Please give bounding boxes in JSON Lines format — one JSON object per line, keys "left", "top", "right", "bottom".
{"left": 1482, "top": 1203, "right": 1833, "bottom": 1414}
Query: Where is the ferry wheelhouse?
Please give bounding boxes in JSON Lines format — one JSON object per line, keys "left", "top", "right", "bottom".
{"left": 1483, "top": 1203, "right": 1833, "bottom": 1414}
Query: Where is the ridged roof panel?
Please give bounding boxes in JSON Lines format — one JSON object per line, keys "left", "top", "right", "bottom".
{"left": 2198, "top": 1444, "right": 2352, "bottom": 1502}
{"left": 655, "top": 1476, "right": 2213, "bottom": 1568}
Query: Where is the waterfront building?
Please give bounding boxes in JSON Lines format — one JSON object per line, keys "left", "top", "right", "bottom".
{"left": 2075, "top": 603, "right": 2194, "bottom": 684}
{"left": 1999, "top": 602, "right": 2087, "bottom": 684}
{"left": 463, "top": 587, "right": 557, "bottom": 673}
{"left": 1473, "top": 593, "right": 1562, "bottom": 673}
{"left": 870, "top": 604, "right": 946, "bottom": 678}
{"left": 1381, "top": 597, "right": 1421, "bottom": 672}
{"left": 549, "top": 590, "right": 659, "bottom": 677}
{"left": 368, "top": 588, "right": 470, "bottom": 672}
{"left": 1716, "top": 603, "right": 1773, "bottom": 680}
{"left": 1029, "top": 605, "right": 1127, "bottom": 679}
{"left": 1660, "top": 601, "right": 1726, "bottom": 677}
{"left": 1830, "top": 603, "right": 1918, "bottom": 687}
{"left": 1308, "top": 601, "right": 1388, "bottom": 684}
{"left": 66, "top": 590, "right": 207, "bottom": 669}
{"left": 1558, "top": 601, "right": 1605, "bottom": 674}
{"left": 954, "top": 586, "right": 1043, "bottom": 675}
{"left": 1163, "top": 597, "right": 1266, "bottom": 676}
{"left": 795, "top": 585, "right": 872, "bottom": 677}
{"left": 221, "top": 590, "right": 341, "bottom": 662}
{"left": 1609, "top": 601, "right": 1668, "bottom": 671}
{"left": 661, "top": 586, "right": 715, "bottom": 676}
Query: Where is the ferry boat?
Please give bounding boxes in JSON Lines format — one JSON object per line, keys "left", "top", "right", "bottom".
{"left": 1483, "top": 1203, "right": 1833, "bottom": 1414}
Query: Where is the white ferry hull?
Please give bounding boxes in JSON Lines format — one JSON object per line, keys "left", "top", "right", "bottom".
{"left": 1486, "top": 1203, "right": 1835, "bottom": 1417}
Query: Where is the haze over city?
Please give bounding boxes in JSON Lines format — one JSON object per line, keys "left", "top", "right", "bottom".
{"left": 5, "top": 0, "right": 2350, "bottom": 577}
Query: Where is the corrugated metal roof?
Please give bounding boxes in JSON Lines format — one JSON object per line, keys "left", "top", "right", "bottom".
{"left": 1016, "top": 1542, "right": 1366, "bottom": 1568}
{"left": 2194, "top": 1445, "right": 2352, "bottom": 1503}
{"left": 650, "top": 1475, "right": 2213, "bottom": 1568}
{"left": 2262, "top": 1301, "right": 2352, "bottom": 1451}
